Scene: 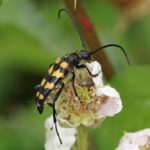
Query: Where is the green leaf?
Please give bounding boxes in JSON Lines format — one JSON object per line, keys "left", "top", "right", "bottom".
{"left": 0, "top": 106, "right": 52, "bottom": 150}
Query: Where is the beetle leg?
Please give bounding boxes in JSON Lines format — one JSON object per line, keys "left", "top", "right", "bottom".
{"left": 76, "top": 64, "right": 99, "bottom": 77}
{"left": 51, "top": 82, "right": 64, "bottom": 144}
{"left": 47, "top": 103, "right": 53, "bottom": 108}
{"left": 71, "top": 69, "right": 79, "bottom": 98}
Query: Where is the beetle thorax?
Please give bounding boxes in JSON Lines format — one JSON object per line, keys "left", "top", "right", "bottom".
{"left": 62, "top": 51, "right": 91, "bottom": 66}
{"left": 62, "top": 53, "right": 80, "bottom": 66}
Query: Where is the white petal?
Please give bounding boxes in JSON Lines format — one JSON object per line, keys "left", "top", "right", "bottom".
{"left": 86, "top": 61, "right": 104, "bottom": 88}
{"left": 116, "top": 129, "right": 150, "bottom": 150}
{"left": 45, "top": 116, "right": 76, "bottom": 150}
{"left": 96, "top": 85, "right": 122, "bottom": 117}
{"left": 116, "top": 142, "right": 139, "bottom": 150}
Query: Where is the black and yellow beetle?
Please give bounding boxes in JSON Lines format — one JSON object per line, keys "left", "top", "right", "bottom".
{"left": 34, "top": 9, "right": 130, "bottom": 144}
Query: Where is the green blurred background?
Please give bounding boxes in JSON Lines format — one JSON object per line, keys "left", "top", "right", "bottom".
{"left": 0, "top": 0, "right": 150, "bottom": 149}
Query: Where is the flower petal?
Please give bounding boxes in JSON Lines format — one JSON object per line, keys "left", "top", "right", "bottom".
{"left": 86, "top": 61, "right": 104, "bottom": 88}
{"left": 96, "top": 85, "right": 122, "bottom": 117}
{"left": 45, "top": 116, "right": 76, "bottom": 150}
{"left": 116, "top": 129, "right": 150, "bottom": 150}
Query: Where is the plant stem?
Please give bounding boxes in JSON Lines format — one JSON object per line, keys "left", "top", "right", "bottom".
{"left": 72, "top": 125, "right": 89, "bottom": 150}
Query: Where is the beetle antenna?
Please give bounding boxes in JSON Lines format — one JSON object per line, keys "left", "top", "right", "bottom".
{"left": 58, "top": 8, "right": 87, "bottom": 50}
{"left": 89, "top": 44, "right": 131, "bottom": 65}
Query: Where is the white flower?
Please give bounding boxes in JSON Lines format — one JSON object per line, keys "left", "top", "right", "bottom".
{"left": 116, "top": 129, "right": 150, "bottom": 150}
{"left": 44, "top": 116, "right": 76, "bottom": 150}
{"left": 55, "top": 61, "right": 122, "bottom": 127}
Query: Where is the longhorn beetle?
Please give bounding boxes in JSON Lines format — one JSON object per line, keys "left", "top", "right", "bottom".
{"left": 34, "top": 8, "right": 130, "bottom": 144}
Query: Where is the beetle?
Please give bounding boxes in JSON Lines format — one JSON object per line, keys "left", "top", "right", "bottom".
{"left": 34, "top": 9, "right": 130, "bottom": 144}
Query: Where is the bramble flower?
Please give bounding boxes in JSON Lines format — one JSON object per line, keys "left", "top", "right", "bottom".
{"left": 116, "top": 128, "right": 150, "bottom": 150}
{"left": 46, "top": 61, "right": 122, "bottom": 128}
{"left": 45, "top": 61, "right": 123, "bottom": 149}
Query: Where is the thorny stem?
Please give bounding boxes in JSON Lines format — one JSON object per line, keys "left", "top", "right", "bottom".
{"left": 72, "top": 125, "right": 89, "bottom": 150}
{"left": 64, "top": 0, "right": 115, "bottom": 79}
